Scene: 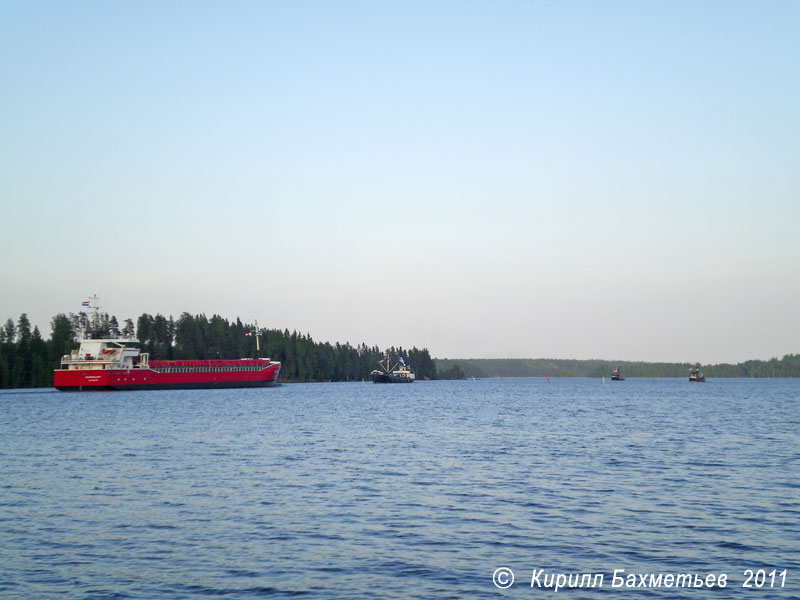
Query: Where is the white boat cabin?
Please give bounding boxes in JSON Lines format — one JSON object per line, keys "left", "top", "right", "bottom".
{"left": 61, "top": 338, "right": 148, "bottom": 371}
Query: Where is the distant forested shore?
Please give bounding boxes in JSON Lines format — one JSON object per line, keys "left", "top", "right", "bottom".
{"left": 0, "top": 311, "right": 436, "bottom": 388}
{"left": 3, "top": 310, "right": 797, "bottom": 389}
{"left": 434, "top": 356, "right": 800, "bottom": 379}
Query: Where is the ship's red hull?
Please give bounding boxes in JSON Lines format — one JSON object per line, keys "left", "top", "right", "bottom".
{"left": 54, "top": 363, "right": 281, "bottom": 391}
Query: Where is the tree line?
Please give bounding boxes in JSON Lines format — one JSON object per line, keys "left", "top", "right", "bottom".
{"left": 134, "top": 312, "right": 437, "bottom": 382}
{"left": 433, "top": 356, "right": 800, "bottom": 378}
{"left": 0, "top": 311, "right": 437, "bottom": 388}
{"left": 0, "top": 314, "right": 76, "bottom": 388}
{"left": 5, "top": 309, "right": 797, "bottom": 388}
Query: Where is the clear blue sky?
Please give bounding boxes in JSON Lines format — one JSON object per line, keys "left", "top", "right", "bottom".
{"left": 1, "top": 1, "right": 798, "bottom": 363}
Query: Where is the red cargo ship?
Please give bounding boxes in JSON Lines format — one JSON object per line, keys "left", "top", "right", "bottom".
{"left": 54, "top": 337, "right": 281, "bottom": 391}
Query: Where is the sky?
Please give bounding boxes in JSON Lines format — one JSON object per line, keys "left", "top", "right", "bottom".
{"left": 1, "top": 1, "right": 798, "bottom": 364}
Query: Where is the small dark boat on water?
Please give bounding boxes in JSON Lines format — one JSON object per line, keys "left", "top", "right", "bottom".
{"left": 689, "top": 365, "right": 706, "bottom": 382}
{"left": 611, "top": 368, "right": 625, "bottom": 381}
{"left": 371, "top": 356, "right": 415, "bottom": 384}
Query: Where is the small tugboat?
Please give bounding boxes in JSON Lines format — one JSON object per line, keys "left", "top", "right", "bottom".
{"left": 611, "top": 367, "right": 625, "bottom": 381}
{"left": 689, "top": 364, "right": 706, "bottom": 382}
{"left": 371, "top": 356, "right": 415, "bottom": 384}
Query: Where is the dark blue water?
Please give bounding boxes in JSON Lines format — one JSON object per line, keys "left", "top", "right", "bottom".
{"left": 1, "top": 379, "right": 798, "bottom": 599}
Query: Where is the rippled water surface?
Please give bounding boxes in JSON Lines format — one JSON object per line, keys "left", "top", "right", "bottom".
{"left": 1, "top": 378, "right": 798, "bottom": 598}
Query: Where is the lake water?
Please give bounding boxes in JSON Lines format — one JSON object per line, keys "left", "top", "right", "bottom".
{"left": 1, "top": 378, "right": 798, "bottom": 598}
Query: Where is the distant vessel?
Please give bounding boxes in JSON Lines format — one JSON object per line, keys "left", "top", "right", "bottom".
{"left": 689, "top": 365, "right": 706, "bottom": 382}
{"left": 611, "top": 368, "right": 625, "bottom": 381}
{"left": 371, "top": 356, "right": 415, "bottom": 384}
{"left": 54, "top": 297, "right": 280, "bottom": 391}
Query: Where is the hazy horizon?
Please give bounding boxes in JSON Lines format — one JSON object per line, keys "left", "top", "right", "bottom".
{"left": 2, "top": 1, "right": 798, "bottom": 365}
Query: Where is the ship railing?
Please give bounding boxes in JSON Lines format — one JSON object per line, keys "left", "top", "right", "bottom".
{"left": 60, "top": 355, "right": 114, "bottom": 364}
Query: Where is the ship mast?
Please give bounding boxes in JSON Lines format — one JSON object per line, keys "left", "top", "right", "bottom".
{"left": 249, "top": 320, "right": 264, "bottom": 355}
{"left": 82, "top": 294, "right": 102, "bottom": 338}
{"left": 89, "top": 294, "right": 101, "bottom": 332}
